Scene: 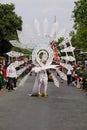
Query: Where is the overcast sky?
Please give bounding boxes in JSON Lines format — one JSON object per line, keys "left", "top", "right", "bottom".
{"left": 1, "top": 0, "right": 77, "bottom": 47}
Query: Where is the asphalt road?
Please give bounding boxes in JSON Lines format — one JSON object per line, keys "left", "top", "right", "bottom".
{"left": 0, "top": 73, "right": 87, "bottom": 130}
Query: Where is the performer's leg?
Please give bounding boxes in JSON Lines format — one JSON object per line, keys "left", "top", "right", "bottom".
{"left": 38, "top": 82, "right": 41, "bottom": 96}
{"left": 43, "top": 81, "right": 48, "bottom": 96}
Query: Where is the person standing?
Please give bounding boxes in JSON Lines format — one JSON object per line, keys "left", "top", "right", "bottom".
{"left": 0, "top": 65, "right": 4, "bottom": 90}
{"left": 67, "top": 69, "right": 72, "bottom": 86}
{"left": 7, "top": 63, "right": 17, "bottom": 91}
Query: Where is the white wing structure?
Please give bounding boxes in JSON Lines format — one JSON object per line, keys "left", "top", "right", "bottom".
{"left": 61, "top": 46, "right": 75, "bottom": 53}
{"left": 10, "top": 40, "right": 22, "bottom": 48}
{"left": 52, "top": 73, "right": 59, "bottom": 87}
{"left": 53, "top": 36, "right": 76, "bottom": 81}
{"left": 61, "top": 56, "right": 75, "bottom": 62}
{"left": 60, "top": 62, "right": 73, "bottom": 70}
{"left": 56, "top": 69, "right": 67, "bottom": 81}
{"left": 32, "top": 65, "right": 57, "bottom": 73}
{"left": 6, "top": 51, "right": 24, "bottom": 57}
{"left": 59, "top": 37, "right": 76, "bottom": 63}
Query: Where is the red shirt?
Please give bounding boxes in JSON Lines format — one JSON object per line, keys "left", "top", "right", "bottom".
{"left": 2, "top": 69, "right": 7, "bottom": 79}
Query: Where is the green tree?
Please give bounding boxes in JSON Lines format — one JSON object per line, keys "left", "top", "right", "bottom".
{"left": 72, "top": 0, "right": 87, "bottom": 51}
{"left": 12, "top": 46, "right": 32, "bottom": 55}
{"left": 0, "top": 3, "right": 22, "bottom": 54}
{"left": 55, "top": 37, "right": 64, "bottom": 45}
{"left": 55, "top": 37, "right": 64, "bottom": 56}
{"left": 55, "top": 37, "right": 64, "bottom": 50}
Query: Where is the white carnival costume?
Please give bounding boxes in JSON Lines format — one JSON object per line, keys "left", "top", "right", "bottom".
{"left": 31, "top": 45, "right": 59, "bottom": 97}
{"left": 31, "top": 70, "right": 48, "bottom": 96}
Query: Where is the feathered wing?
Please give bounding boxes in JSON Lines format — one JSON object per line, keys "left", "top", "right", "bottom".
{"left": 31, "top": 73, "right": 40, "bottom": 95}
{"left": 56, "top": 69, "right": 67, "bottom": 81}
{"left": 51, "top": 73, "right": 59, "bottom": 88}
{"left": 18, "top": 72, "right": 30, "bottom": 87}
{"left": 31, "top": 65, "right": 57, "bottom": 73}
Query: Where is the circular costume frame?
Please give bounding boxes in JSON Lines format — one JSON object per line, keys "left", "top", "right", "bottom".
{"left": 32, "top": 45, "right": 53, "bottom": 66}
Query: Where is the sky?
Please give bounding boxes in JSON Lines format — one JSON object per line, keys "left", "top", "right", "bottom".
{"left": 1, "top": 0, "right": 77, "bottom": 48}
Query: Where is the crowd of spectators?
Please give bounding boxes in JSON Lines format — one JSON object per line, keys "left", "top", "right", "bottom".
{"left": 66, "top": 63, "right": 87, "bottom": 94}
{"left": 0, "top": 59, "right": 32, "bottom": 92}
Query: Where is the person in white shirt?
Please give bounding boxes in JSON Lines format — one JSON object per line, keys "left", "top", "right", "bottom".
{"left": 7, "top": 63, "right": 17, "bottom": 90}
{"left": 67, "top": 69, "right": 72, "bottom": 86}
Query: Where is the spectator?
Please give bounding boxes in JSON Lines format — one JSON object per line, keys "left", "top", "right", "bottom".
{"left": 2, "top": 65, "right": 7, "bottom": 86}
{"left": 72, "top": 68, "right": 77, "bottom": 87}
{"left": 0, "top": 65, "right": 4, "bottom": 90}
{"left": 66, "top": 62, "right": 72, "bottom": 86}
{"left": 7, "top": 63, "right": 17, "bottom": 91}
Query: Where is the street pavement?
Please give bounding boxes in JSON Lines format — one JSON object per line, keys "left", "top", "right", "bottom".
{"left": 0, "top": 73, "right": 87, "bottom": 130}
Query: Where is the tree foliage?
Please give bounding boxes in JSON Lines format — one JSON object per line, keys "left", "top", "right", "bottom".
{"left": 55, "top": 37, "right": 64, "bottom": 45}
{"left": 54, "top": 37, "right": 64, "bottom": 56}
{"left": 12, "top": 46, "right": 32, "bottom": 55}
{"left": 55, "top": 37, "right": 64, "bottom": 50}
{"left": 72, "top": 0, "right": 87, "bottom": 51}
{"left": 0, "top": 40, "right": 12, "bottom": 55}
{"left": 0, "top": 3, "right": 22, "bottom": 54}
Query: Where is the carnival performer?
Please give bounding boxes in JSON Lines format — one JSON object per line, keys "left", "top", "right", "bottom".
{"left": 29, "top": 45, "right": 60, "bottom": 97}
{"left": 31, "top": 58, "right": 48, "bottom": 97}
